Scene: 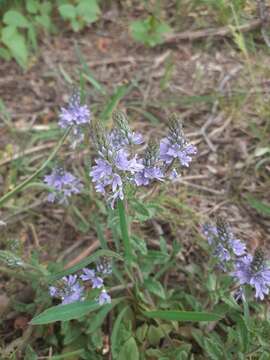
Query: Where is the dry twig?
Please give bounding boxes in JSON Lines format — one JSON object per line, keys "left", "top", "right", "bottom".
{"left": 164, "top": 19, "right": 263, "bottom": 43}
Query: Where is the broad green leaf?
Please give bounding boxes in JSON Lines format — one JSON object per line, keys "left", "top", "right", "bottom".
{"left": 71, "top": 18, "right": 81, "bottom": 32}
{"left": 77, "top": 0, "right": 100, "bottom": 24}
{"left": 0, "top": 47, "right": 11, "bottom": 61}
{"left": 58, "top": 4, "right": 76, "bottom": 20}
{"left": 26, "top": 0, "right": 39, "bottom": 14}
{"left": 3, "top": 10, "right": 30, "bottom": 28}
{"left": 2, "top": 26, "right": 28, "bottom": 68}
{"left": 144, "top": 278, "right": 166, "bottom": 300}
{"left": 87, "top": 298, "right": 122, "bottom": 333}
{"left": 31, "top": 300, "right": 101, "bottom": 324}
{"left": 237, "top": 316, "right": 249, "bottom": 353}
{"left": 48, "top": 249, "right": 123, "bottom": 282}
{"left": 118, "top": 337, "right": 139, "bottom": 360}
{"left": 147, "top": 324, "right": 168, "bottom": 346}
{"left": 40, "top": 1, "right": 52, "bottom": 15}
{"left": 111, "top": 305, "right": 129, "bottom": 358}
{"left": 135, "top": 323, "right": 148, "bottom": 343}
{"left": 143, "top": 310, "right": 222, "bottom": 322}
{"left": 130, "top": 16, "right": 171, "bottom": 47}
{"left": 246, "top": 195, "right": 270, "bottom": 216}
{"left": 35, "top": 14, "right": 51, "bottom": 31}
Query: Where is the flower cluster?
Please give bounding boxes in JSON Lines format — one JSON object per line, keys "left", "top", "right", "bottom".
{"left": 202, "top": 217, "right": 246, "bottom": 267}
{"left": 49, "top": 263, "right": 111, "bottom": 306}
{"left": 233, "top": 249, "right": 270, "bottom": 300}
{"left": 90, "top": 111, "right": 197, "bottom": 207}
{"left": 81, "top": 267, "right": 111, "bottom": 305}
{"left": 160, "top": 113, "right": 197, "bottom": 168}
{"left": 59, "top": 91, "right": 91, "bottom": 148}
{"left": 49, "top": 275, "right": 84, "bottom": 305}
{"left": 44, "top": 167, "right": 83, "bottom": 205}
{"left": 202, "top": 217, "right": 270, "bottom": 300}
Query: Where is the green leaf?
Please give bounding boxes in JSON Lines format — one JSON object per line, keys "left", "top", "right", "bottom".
{"left": 31, "top": 300, "right": 101, "bottom": 325}
{"left": 130, "top": 16, "right": 171, "bottom": 47}
{"left": 58, "top": 4, "right": 76, "bottom": 20}
{"left": 237, "top": 316, "right": 249, "bottom": 353}
{"left": 143, "top": 310, "right": 222, "bottom": 322}
{"left": 147, "top": 325, "right": 165, "bottom": 346}
{"left": 144, "top": 278, "right": 166, "bottom": 300}
{"left": 40, "top": 1, "right": 52, "bottom": 15}
{"left": 87, "top": 299, "right": 122, "bottom": 333}
{"left": 204, "top": 338, "right": 224, "bottom": 360}
{"left": 246, "top": 195, "right": 270, "bottom": 216}
{"left": 76, "top": 0, "right": 100, "bottom": 24}
{"left": 118, "top": 337, "right": 139, "bottom": 360}
{"left": 0, "top": 47, "right": 11, "bottom": 61}
{"left": 3, "top": 10, "right": 30, "bottom": 28}
{"left": 24, "top": 345, "right": 38, "bottom": 360}
{"left": 71, "top": 18, "right": 81, "bottom": 32}
{"left": 2, "top": 26, "right": 28, "bottom": 68}
{"left": 35, "top": 14, "right": 51, "bottom": 31}
{"left": 135, "top": 323, "right": 148, "bottom": 343}
{"left": 28, "top": 24, "right": 38, "bottom": 50}
{"left": 26, "top": 0, "right": 39, "bottom": 14}
{"left": 111, "top": 306, "right": 129, "bottom": 359}
{"left": 48, "top": 249, "right": 123, "bottom": 282}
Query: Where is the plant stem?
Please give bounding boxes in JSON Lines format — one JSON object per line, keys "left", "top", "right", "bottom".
{"left": 0, "top": 128, "right": 71, "bottom": 208}
{"left": 117, "top": 199, "right": 132, "bottom": 264}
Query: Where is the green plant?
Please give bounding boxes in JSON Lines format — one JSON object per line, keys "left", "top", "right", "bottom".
{"left": 130, "top": 15, "right": 171, "bottom": 47}
{"left": 58, "top": 0, "right": 100, "bottom": 32}
{"left": 0, "top": 0, "right": 100, "bottom": 69}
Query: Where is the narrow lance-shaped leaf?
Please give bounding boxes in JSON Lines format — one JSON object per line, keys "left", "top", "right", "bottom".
{"left": 143, "top": 310, "right": 222, "bottom": 322}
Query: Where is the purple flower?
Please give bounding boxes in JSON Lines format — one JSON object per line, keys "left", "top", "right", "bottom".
{"left": 59, "top": 92, "right": 90, "bottom": 128}
{"left": 59, "top": 92, "right": 90, "bottom": 147}
{"left": 160, "top": 138, "right": 197, "bottom": 167}
{"left": 202, "top": 223, "right": 219, "bottom": 245}
{"left": 80, "top": 268, "right": 96, "bottom": 281}
{"left": 135, "top": 166, "right": 164, "bottom": 186}
{"left": 202, "top": 219, "right": 246, "bottom": 269}
{"left": 98, "top": 289, "right": 111, "bottom": 305}
{"left": 115, "top": 150, "right": 143, "bottom": 173}
{"left": 108, "top": 129, "right": 143, "bottom": 149}
{"left": 80, "top": 268, "right": 104, "bottom": 289}
{"left": 92, "top": 276, "right": 104, "bottom": 289}
{"left": 159, "top": 114, "right": 197, "bottom": 167}
{"left": 90, "top": 147, "right": 142, "bottom": 208}
{"left": 233, "top": 249, "right": 270, "bottom": 300}
{"left": 49, "top": 275, "right": 84, "bottom": 305}
{"left": 110, "top": 110, "right": 144, "bottom": 149}
{"left": 44, "top": 168, "right": 83, "bottom": 204}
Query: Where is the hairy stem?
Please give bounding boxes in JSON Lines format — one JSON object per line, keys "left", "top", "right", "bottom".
{"left": 117, "top": 199, "right": 132, "bottom": 264}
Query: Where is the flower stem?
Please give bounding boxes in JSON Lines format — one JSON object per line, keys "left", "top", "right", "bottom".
{"left": 117, "top": 199, "right": 132, "bottom": 264}
{"left": 0, "top": 128, "right": 71, "bottom": 208}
